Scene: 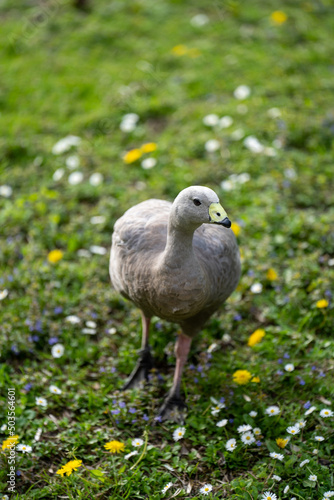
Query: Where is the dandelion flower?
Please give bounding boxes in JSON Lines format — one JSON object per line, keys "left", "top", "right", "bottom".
{"left": 270, "top": 10, "right": 287, "bottom": 25}
{"left": 231, "top": 222, "right": 241, "bottom": 236}
{"left": 248, "top": 329, "right": 265, "bottom": 347}
{"left": 266, "top": 268, "right": 278, "bottom": 281}
{"left": 241, "top": 432, "right": 255, "bottom": 445}
{"left": 104, "top": 440, "right": 125, "bottom": 453}
{"left": 234, "top": 85, "right": 251, "bottom": 100}
{"left": 161, "top": 482, "right": 173, "bottom": 494}
{"left": 232, "top": 369, "right": 252, "bottom": 385}
{"left": 124, "top": 450, "right": 138, "bottom": 459}
{"left": 216, "top": 419, "right": 228, "bottom": 427}
{"left": 51, "top": 344, "right": 64, "bottom": 358}
{"left": 123, "top": 149, "right": 142, "bottom": 164}
{"left": 140, "top": 142, "right": 157, "bottom": 154}
{"left": 132, "top": 438, "right": 144, "bottom": 447}
{"left": 316, "top": 299, "right": 329, "bottom": 308}
{"left": 309, "top": 474, "right": 317, "bottom": 482}
{"left": 49, "top": 385, "right": 62, "bottom": 395}
{"left": 35, "top": 397, "right": 47, "bottom": 407}
{"left": 48, "top": 249, "right": 63, "bottom": 264}
{"left": 173, "top": 427, "right": 186, "bottom": 441}
{"left": 314, "top": 436, "right": 324, "bottom": 441}
{"left": 287, "top": 425, "right": 300, "bottom": 435}
{"left": 299, "top": 459, "right": 310, "bottom": 467}
{"left": 2, "top": 435, "right": 19, "bottom": 451}
{"left": 265, "top": 406, "right": 280, "bottom": 416}
{"left": 276, "top": 437, "right": 289, "bottom": 448}
{"left": 320, "top": 408, "right": 333, "bottom": 418}
{"left": 261, "top": 491, "right": 277, "bottom": 500}
{"left": 56, "top": 459, "right": 82, "bottom": 476}
{"left": 250, "top": 282, "right": 263, "bottom": 293}
{"left": 251, "top": 376, "right": 260, "bottom": 383}
{"left": 237, "top": 424, "right": 252, "bottom": 434}
{"left": 269, "top": 452, "right": 284, "bottom": 461}
{"left": 17, "top": 444, "right": 32, "bottom": 453}
{"left": 272, "top": 475, "right": 281, "bottom": 481}
{"left": 226, "top": 438, "right": 236, "bottom": 451}
{"left": 284, "top": 363, "right": 294, "bottom": 372}
{"left": 199, "top": 484, "right": 213, "bottom": 495}
{"left": 305, "top": 405, "right": 316, "bottom": 416}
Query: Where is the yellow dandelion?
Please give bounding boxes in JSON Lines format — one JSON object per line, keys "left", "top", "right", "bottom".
{"left": 251, "top": 376, "right": 260, "bottom": 383}
{"left": 232, "top": 369, "right": 252, "bottom": 385}
{"left": 2, "top": 435, "right": 19, "bottom": 451}
{"left": 187, "top": 48, "right": 201, "bottom": 58}
{"left": 104, "top": 440, "right": 125, "bottom": 453}
{"left": 231, "top": 222, "right": 241, "bottom": 237}
{"left": 48, "top": 249, "right": 63, "bottom": 264}
{"left": 276, "top": 437, "right": 289, "bottom": 449}
{"left": 266, "top": 268, "right": 278, "bottom": 281}
{"left": 248, "top": 328, "right": 265, "bottom": 347}
{"left": 123, "top": 149, "right": 142, "bottom": 164}
{"left": 56, "top": 459, "right": 82, "bottom": 477}
{"left": 140, "top": 142, "right": 157, "bottom": 154}
{"left": 171, "top": 44, "right": 188, "bottom": 56}
{"left": 316, "top": 299, "right": 328, "bottom": 309}
{"left": 270, "top": 10, "right": 288, "bottom": 25}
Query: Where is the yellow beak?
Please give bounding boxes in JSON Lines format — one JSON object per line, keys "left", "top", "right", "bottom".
{"left": 209, "top": 202, "right": 231, "bottom": 228}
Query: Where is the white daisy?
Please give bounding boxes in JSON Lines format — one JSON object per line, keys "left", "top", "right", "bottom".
{"left": 199, "top": 484, "right": 213, "bottom": 495}
{"left": 309, "top": 474, "right": 317, "bottom": 481}
{"left": 237, "top": 424, "right": 252, "bottom": 433}
{"left": 312, "top": 449, "right": 318, "bottom": 454}
{"left": 211, "top": 402, "right": 225, "bottom": 415}
{"left": 2, "top": 495, "right": 9, "bottom": 500}
{"left": 265, "top": 405, "right": 280, "bottom": 416}
{"left": 53, "top": 168, "right": 65, "bottom": 181}
{"left": 226, "top": 438, "right": 236, "bottom": 451}
{"left": 324, "top": 491, "right": 334, "bottom": 498}
{"left": 52, "top": 135, "right": 81, "bottom": 155}
{"left": 82, "top": 328, "right": 96, "bottom": 335}
{"left": 89, "top": 245, "right": 107, "bottom": 255}
{"left": 66, "top": 155, "right": 80, "bottom": 170}
{"left": 132, "top": 438, "right": 144, "bottom": 447}
{"left": 261, "top": 491, "right": 277, "bottom": 500}
{"left": 267, "top": 107, "right": 281, "bottom": 118}
{"left": 219, "top": 116, "right": 233, "bottom": 128}
{"left": 0, "top": 185, "right": 12, "bottom": 197}
{"left": 314, "top": 436, "right": 324, "bottom": 441}
{"left": 90, "top": 216, "right": 106, "bottom": 225}
{"left": 35, "top": 397, "right": 47, "bottom": 407}
{"left": 0, "top": 290, "right": 9, "bottom": 301}
{"left": 234, "top": 85, "right": 251, "bottom": 100}
{"left": 205, "top": 139, "right": 220, "bottom": 152}
{"left": 124, "top": 450, "right": 138, "bottom": 460}
{"left": 220, "top": 180, "right": 235, "bottom": 191}
{"left": 231, "top": 128, "right": 245, "bottom": 140}
{"left": 297, "top": 420, "right": 306, "bottom": 428}
{"left": 249, "top": 411, "right": 257, "bottom": 418}
{"left": 284, "top": 363, "right": 294, "bottom": 372}
{"left": 320, "top": 408, "right": 333, "bottom": 418}
{"left": 49, "top": 385, "right": 62, "bottom": 394}
{"left": 68, "top": 171, "right": 83, "bottom": 185}
{"left": 141, "top": 158, "right": 157, "bottom": 170}
{"left": 122, "top": 113, "right": 139, "bottom": 123}
{"left": 244, "top": 136, "right": 265, "bottom": 154}
{"left": 304, "top": 405, "right": 316, "bottom": 416}
{"left": 17, "top": 444, "right": 32, "bottom": 453}
{"left": 190, "top": 13, "right": 209, "bottom": 26}
{"left": 272, "top": 475, "right": 281, "bottom": 481}
{"left": 173, "top": 427, "right": 186, "bottom": 442}
{"left": 51, "top": 343, "right": 64, "bottom": 358}
{"left": 161, "top": 482, "right": 173, "bottom": 494}
{"left": 299, "top": 459, "right": 310, "bottom": 467}
{"left": 216, "top": 419, "right": 228, "bottom": 427}
{"left": 65, "top": 315, "right": 81, "bottom": 324}
{"left": 203, "top": 114, "right": 219, "bottom": 127}
{"left": 241, "top": 432, "right": 255, "bottom": 445}
{"left": 89, "top": 172, "right": 104, "bottom": 186}
{"left": 283, "top": 485, "right": 289, "bottom": 493}
{"left": 269, "top": 452, "right": 284, "bottom": 461}
{"left": 120, "top": 120, "right": 136, "bottom": 132}
{"left": 34, "top": 428, "right": 42, "bottom": 442}
{"left": 287, "top": 425, "right": 300, "bottom": 435}
{"left": 253, "top": 428, "right": 261, "bottom": 436}
{"left": 1, "top": 424, "right": 7, "bottom": 431}
{"left": 250, "top": 282, "right": 263, "bottom": 294}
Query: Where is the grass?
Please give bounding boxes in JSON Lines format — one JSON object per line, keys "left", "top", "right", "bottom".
{"left": 1, "top": 0, "right": 334, "bottom": 498}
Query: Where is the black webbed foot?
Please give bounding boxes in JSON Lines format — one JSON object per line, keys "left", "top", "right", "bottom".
{"left": 122, "top": 347, "right": 153, "bottom": 390}
{"left": 158, "top": 393, "right": 188, "bottom": 423}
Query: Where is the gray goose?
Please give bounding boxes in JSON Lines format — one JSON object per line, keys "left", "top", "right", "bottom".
{"left": 109, "top": 186, "right": 241, "bottom": 421}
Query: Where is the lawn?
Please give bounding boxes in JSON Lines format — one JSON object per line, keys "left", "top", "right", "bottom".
{"left": 0, "top": 0, "right": 334, "bottom": 498}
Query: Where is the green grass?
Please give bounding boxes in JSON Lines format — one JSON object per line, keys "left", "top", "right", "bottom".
{"left": 1, "top": 0, "right": 334, "bottom": 498}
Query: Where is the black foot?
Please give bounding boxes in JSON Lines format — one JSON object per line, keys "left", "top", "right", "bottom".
{"left": 158, "top": 393, "right": 188, "bottom": 423}
{"left": 122, "top": 347, "right": 153, "bottom": 390}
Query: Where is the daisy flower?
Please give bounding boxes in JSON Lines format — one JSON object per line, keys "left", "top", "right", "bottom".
{"left": 141, "top": 158, "right": 157, "bottom": 170}
{"left": 203, "top": 114, "right": 219, "bottom": 127}
{"left": 124, "top": 450, "right": 138, "bottom": 460}
{"left": 89, "top": 172, "right": 104, "bottom": 186}
{"left": 173, "top": 427, "right": 186, "bottom": 441}
{"left": 249, "top": 411, "right": 257, "bottom": 417}
{"left": 323, "top": 492, "right": 334, "bottom": 498}
{"left": 253, "top": 428, "right": 262, "bottom": 436}
{"left": 320, "top": 408, "right": 333, "bottom": 418}
{"left": 284, "top": 363, "right": 294, "bottom": 372}
{"left": 297, "top": 420, "right": 306, "bottom": 428}
{"left": 237, "top": 424, "right": 252, "bottom": 433}
{"left": 65, "top": 315, "right": 81, "bottom": 324}
{"left": 35, "top": 397, "right": 47, "bottom": 407}
{"left": 49, "top": 385, "right": 62, "bottom": 394}
{"left": 0, "top": 185, "right": 12, "bottom": 197}
{"left": 200, "top": 484, "right": 213, "bottom": 495}
{"left": 104, "top": 440, "right": 125, "bottom": 453}
{"left": 161, "top": 482, "right": 173, "bottom": 494}
{"left": 283, "top": 485, "right": 289, "bottom": 493}
{"left": 216, "top": 419, "right": 228, "bottom": 427}
{"left": 309, "top": 474, "right": 317, "bottom": 481}
{"left": 17, "top": 444, "right": 32, "bottom": 453}
{"left": 52, "top": 135, "right": 81, "bottom": 155}
{"left": 269, "top": 452, "right": 284, "bottom": 461}
{"left": 205, "top": 139, "right": 220, "bottom": 152}
{"left": 226, "top": 438, "right": 236, "bottom": 451}
{"left": 234, "top": 85, "right": 251, "bottom": 100}
{"left": 68, "top": 171, "right": 84, "bottom": 185}
{"left": 304, "top": 405, "right": 316, "bottom": 415}
{"left": 51, "top": 344, "right": 64, "bottom": 358}
{"left": 132, "top": 438, "right": 144, "bottom": 447}
{"left": 241, "top": 432, "right": 255, "bottom": 445}
{"left": 314, "top": 436, "right": 324, "bottom": 441}
{"left": 261, "top": 491, "right": 277, "bottom": 500}
{"left": 272, "top": 475, "right": 281, "bottom": 481}
{"left": 250, "top": 282, "right": 263, "bottom": 293}
{"left": 287, "top": 425, "right": 300, "bottom": 435}
{"left": 265, "top": 405, "right": 280, "bottom": 416}
{"left": 299, "top": 459, "right": 310, "bottom": 467}
{"left": 211, "top": 402, "right": 225, "bottom": 415}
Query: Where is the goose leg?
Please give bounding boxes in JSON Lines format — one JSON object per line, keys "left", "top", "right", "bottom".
{"left": 159, "top": 332, "right": 192, "bottom": 422}
{"left": 122, "top": 313, "right": 153, "bottom": 390}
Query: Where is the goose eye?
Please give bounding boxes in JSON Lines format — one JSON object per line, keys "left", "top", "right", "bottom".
{"left": 193, "top": 198, "right": 201, "bottom": 206}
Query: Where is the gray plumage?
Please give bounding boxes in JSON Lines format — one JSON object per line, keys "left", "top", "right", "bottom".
{"left": 110, "top": 186, "right": 241, "bottom": 337}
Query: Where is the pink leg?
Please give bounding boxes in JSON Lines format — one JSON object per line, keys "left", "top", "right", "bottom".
{"left": 171, "top": 333, "right": 192, "bottom": 397}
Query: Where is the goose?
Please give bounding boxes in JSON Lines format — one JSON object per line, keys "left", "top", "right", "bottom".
{"left": 109, "top": 186, "right": 241, "bottom": 421}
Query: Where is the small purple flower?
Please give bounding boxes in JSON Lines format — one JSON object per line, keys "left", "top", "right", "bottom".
{"left": 11, "top": 345, "right": 19, "bottom": 354}
{"left": 112, "top": 399, "right": 117, "bottom": 405}
{"left": 229, "top": 418, "right": 234, "bottom": 423}
{"left": 283, "top": 296, "right": 290, "bottom": 304}
{"left": 283, "top": 353, "right": 290, "bottom": 359}
{"left": 48, "top": 337, "right": 59, "bottom": 345}
{"left": 247, "top": 270, "right": 255, "bottom": 277}
{"left": 303, "top": 401, "right": 311, "bottom": 409}
{"left": 35, "top": 320, "right": 43, "bottom": 332}
{"left": 298, "top": 378, "right": 306, "bottom": 385}
{"left": 99, "top": 367, "right": 106, "bottom": 372}
{"left": 189, "top": 364, "right": 195, "bottom": 370}
{"left": 129, "top": 408, "right": 136, "bottom": 414}
{"left": 194, "top": 377, "right": 198, "bottom": 383}
{"left": 324, "top": 290, "right": 332, "bottom": 298}
{"left": 23, "top": 383, "right": 33, "bottom": 391}
{"left": 318, "top": 371, "right": 326, "bottom": 378}
{"left": 16, "top": 470, "right": 21, "bottom": 476}
{"left": 154, "top": 416, "right": 162, "bottom": 422}
{"left": 276, "top": 370, "right": 284, "bottom": 376}
{"left": 197, "top": 365, "right": 203, "bottom": 372}
{"left": 278, "top": 358, "right": 283, "bottom": 364}
{"left": 155, "top": 322, "right": 163, "bottom": 330}
{"left": 111, "top": 367, "right": 116, "bottom": 373}
{"left": 131, "top": 419, "right": 137, "bottom": 423}
{"left": 111, "top": 409, "right": 120, "bottom": 415}
{"left": 220, "top": 397, "right": 225, "bottom": 403}
{"left": 143, "top": 414, "right": 149, "bottom": 421}
{"left": 256, "top": 440, "right": 262, "bottom": 446}
{"left": 119, "top": 401, "right": 126, "bottom": 408}
{"left": 90, "top": 312, "right": 98, "bottom": 318}
{"left": 233, "top": 314, "right": 242, "bottom": 321}
{"left": 54, "top": 306, "right": 63, "bottom": 314}
{"left": 311, "top": 366, "right": 316, "bottom": 371}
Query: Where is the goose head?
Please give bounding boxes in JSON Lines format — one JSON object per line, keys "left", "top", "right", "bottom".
{"left": 170, "top": 186, "right": 231, "bottom": 231}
